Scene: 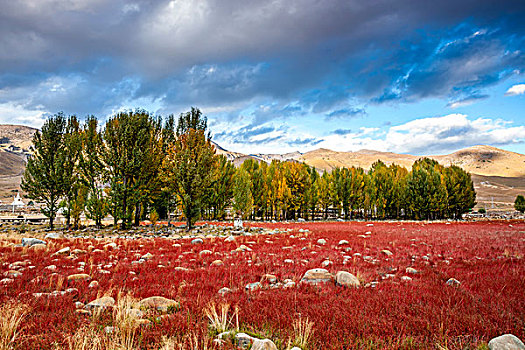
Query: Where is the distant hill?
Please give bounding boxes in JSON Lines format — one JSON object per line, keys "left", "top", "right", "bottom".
{"left": 1, "top": 123, "right": 523, "bottom": 210}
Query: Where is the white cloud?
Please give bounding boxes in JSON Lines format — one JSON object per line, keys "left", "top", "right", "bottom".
{"left": 505, "top": 84, "right": 525, "bottom": 96}
{"left": 384, "top": 114, "right": 525, "bottom": 154}
{"left": 0, "top": 102, "right": 46, "bottom": 128}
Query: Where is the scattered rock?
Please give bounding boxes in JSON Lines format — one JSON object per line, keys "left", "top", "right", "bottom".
{"left": 211, "top": 259, "right": 224, "bottom": 267}
{"left": 141, "top": 252, "right": 153, "bottom": 260}
{"left": 54, "top": 247, "right": 71, "bottom": 256}
{"left": 138, "top": 296, "right": 179, "bottom": 313}
{"left": 335, "top": 271, "right": 360, "bottom": 287}
{"left": 67, "top": 274, "right": 91, "bottom": 282}
{"left": 251, "top": 339, "right": 278, "bottom": 350}
{"left": 300, "top": 268, "right": 333, "bottom": 285}
{"left": 381, "top": 249, "right": 393, "bottom": 257}
{"left": 446, "top": 278, "right": 461, "bottom": 287}
{"left": 191, "top": 238, "right": 203, "bottom": 245}
{"left": 488, "top": 334, "right": 525, "bottom": 350}
{"left": 21, "top": 238, "right": 46, "bottom": 247}
{"left": 338, "top": 240, "right": 349, "bottom": 245}
{"left": 401, "top": 276, "right": 412, "bottom": 282}
{"left": 316, "top": 238, "right": 326, "bottom": 245}
{"left": 235, "top": 333, "right": 255, "bottom": 348}
{"left": 45, "top": 232, "right": 63, "bottom": 239}
{"left": 405, "top": 267, "right": 418, "bottom": 274}
{"left": 218, "top": 287, "right": 232, "bottom": 296}
{"left": 85, "top": 296, "right": 115, "bottom": 311}
{"left": 245, "top": 282, "right": 262, "bottom": 292}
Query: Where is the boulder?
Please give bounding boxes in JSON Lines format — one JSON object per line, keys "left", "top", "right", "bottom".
{"left": 138, "top": 296, "right": 179, "bottom": 313}
{"left": 85, "top": 296, "right": 115, "bottom": 310}
{"left": 54, "top": 247, "right": 71, "bottom": 256}
{"left": 335, "top": 271, "right": 360, "bottom": 287}
{"left": 488, "top": 334, "right": 525, "bottom": 350}
{"left": 300, "top": 268, "right": 333, "bottom": 285}
{"left": 251, "top": 339, "right": 278, "bottom": 350}
{"left": 21, "top": 238, "right": 46, "bottom": 247}
{"left": 67, "top": 274, "right": 91, "bottom": 282}
{"left": 45, "top": 232, "right": 63, "bottom": 239}
{"left": 235, "top": 333, "right": 255, "bottom": 348}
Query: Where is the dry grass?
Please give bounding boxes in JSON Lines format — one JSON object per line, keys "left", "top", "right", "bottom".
{"left": 67, "top": 327, "right": 104, "bottom": 350}
{"left": 107, "top": 293, "right": 140, "bottom": 350}
{"left": 288, "top": 317, "right": 314, "bottom": 350}
{"left": 0, "top": 301, "right": 29, "bottom": 350}
{"left": 160, "top": 333, "right": 210, "bottom": 350}
{"left": 204, "top": 303, "right": 237, "bottom": 334}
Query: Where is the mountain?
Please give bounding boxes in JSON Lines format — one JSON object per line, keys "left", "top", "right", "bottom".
{"left": 1, "top": 123, "right": 523, "bottom": 210}
{"left": 298, "top": 145, "right": 525, "bottom": 178}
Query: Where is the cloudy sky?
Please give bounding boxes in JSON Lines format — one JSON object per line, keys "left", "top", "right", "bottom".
{"left": 0, "top": 0, "right": 524, "bottom": 155}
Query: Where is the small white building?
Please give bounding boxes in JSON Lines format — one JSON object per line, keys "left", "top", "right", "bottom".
{"left": 11, "top": 193, "right": 24, "bottom": 211}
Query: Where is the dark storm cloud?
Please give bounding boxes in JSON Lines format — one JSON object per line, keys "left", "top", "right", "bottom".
{"left": 0, "top": 0, "right": 524, "bottom": 118}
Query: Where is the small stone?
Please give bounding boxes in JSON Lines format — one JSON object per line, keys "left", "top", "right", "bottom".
{"left": 67, "top": 273, "right": 91, "bottom": 282}
{"left": 45, "top": 232, "right": 63, "bottom": 239}
{"left": 488, "top": 334, "right": 525, "bottom": 350}
{"left": 335, "top": 271, "right": 360, "bottom": 288}
{"left": 30, "top": 243, "right": 47, "bottom": 250}
{"left": 225, "top": 236, "right": 235, "bottom": 242}
{"left": 104, "top": 242, "right": 118, "bottom": 250}
{"left": 405, "top": 267, "right": 418, "bottom": 274}
{"left": 141, "top": 252, "right": 153, "bottom": 260}
{"left": 199, "top": 250, "right": 212, "bottom": 256}
{"left": 300, "top": 268, "right": 333, "bottom": 285}
{"left": 338, "top": 240, "right": 349, "bottom": 245}
{"left": 88, "top": 280, "right": 99, "bottom": 288}
{"left": 321, "top": 260, "right": 332, "bottom": 267}
{"left": 317, "top": 238, "right": 326, "bottom": 245}
{"left": 381, "top": 249, "right": 393, "bottom": 257}
{"left": 54, "top": 247, "right": 71, "bottom": 256}
{"left": 0, "top": 278, "right": 14, "bottom": 285}
{"left": 401, "top": 276, "right": 412, "bottom": 282}
{"left": 446, "top": 278, "right": 461, "bottom": 287}
{"left": 191, "top": 238, "right": 203, "bottom": 245}
{"left": 71, "top": 249, "right": 87, "bottom": 255}
{"left": 211, "top": 259, "right": 224, "bottom": 267}
{"left": 218, "top": 287, "right": 232, "bottom": 296}
{"left": 245, "top": 282, "right": 262, "bottom": 292}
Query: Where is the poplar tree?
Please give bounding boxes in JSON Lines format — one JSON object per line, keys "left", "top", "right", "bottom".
{"left": 162, "top": 107, "right": 216, "bottom": 230}
{"left": 21, "top": 113, "right": 67, "bottom": 229}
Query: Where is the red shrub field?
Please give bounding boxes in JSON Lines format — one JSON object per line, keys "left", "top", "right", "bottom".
{"left": 1, "top": 221, "right": 524, "bottom": 349}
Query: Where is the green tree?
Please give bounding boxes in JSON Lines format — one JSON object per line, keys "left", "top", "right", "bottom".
{"left": 21, "top": 113, "right": 68, "bottom": 229}
{"left": 62, "top": 115, "right": 82, "bottom": 228}
{"left": 208, "top": 155, "right": 235, "bottom": 219}
{"left": 162, "top": 107, "right": 217, "bottom": 230}
{"left": 103, "top": 110, "right": 162, "bottom": 228}
{"left": 444, "top": 165, "right": 476, "bottom": 219}
{"left": 515, "top": 195, "right": 525, "bottom": 213}
{"left": 79, "top": 116, "right": 108, "bottom": 227}
{"left": 233, "top": 167, "right": 254, "bottom": 219}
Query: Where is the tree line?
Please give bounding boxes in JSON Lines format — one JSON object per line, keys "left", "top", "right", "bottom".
{"left": 22, "top": 108, "right": 476, "bottom": 230}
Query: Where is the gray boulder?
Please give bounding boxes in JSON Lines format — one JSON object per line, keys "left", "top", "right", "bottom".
{"left": 488, "top": 334, "right": 525, "bottom": 350}
{"left": 21, "top": 238, "right": 46, "bottom": 247}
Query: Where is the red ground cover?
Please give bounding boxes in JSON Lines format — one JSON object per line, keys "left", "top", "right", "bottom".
{"left": 1, "top": 221, "right": 524, "bottom": 349}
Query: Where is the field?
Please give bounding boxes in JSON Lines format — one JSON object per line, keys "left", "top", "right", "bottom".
{"left": 0, "top": 221, "right": 524, "bottom": 349}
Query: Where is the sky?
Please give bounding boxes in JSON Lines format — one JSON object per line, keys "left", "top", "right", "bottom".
{"left": 0, "top": 0, "right": 524, "bottom": 155}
